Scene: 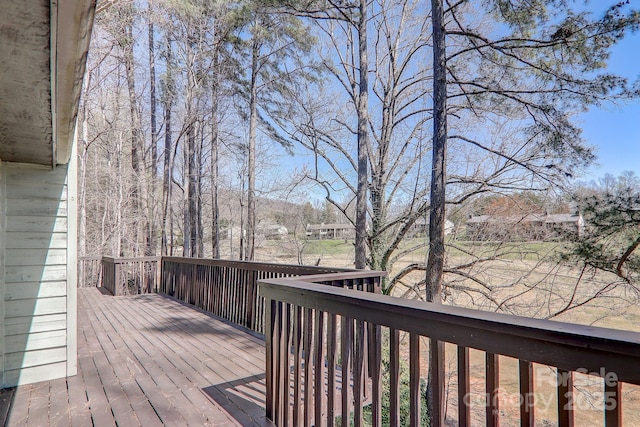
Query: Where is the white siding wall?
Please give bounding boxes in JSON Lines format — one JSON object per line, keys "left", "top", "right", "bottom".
{"left": 1, "top": 159, "right": 77, "bottom": 387}
{"left": 0, "top": 163, "right": 5, "bottom": 381}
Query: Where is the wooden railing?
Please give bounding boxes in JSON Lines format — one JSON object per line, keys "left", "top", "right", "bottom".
{"left": 78, "top": 256, "right": 102, "bottom": 288}
{"left": 158, "top": 257, "right": 384, "bottom": 334}
{"left": 99, "top": 256, "right": 159, "bottom": 296}
{"left": 80, "top": 255, "right": 640, "bottom": 425}
{"left": 259, "top": 277, "right": 640, "bottom": 427}
{"left": 82, "top": 255, "right": 383, "bottom": 334}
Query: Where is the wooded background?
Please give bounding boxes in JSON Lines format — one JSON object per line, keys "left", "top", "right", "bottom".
{"left": 78, "top": 0, "right": 640, "bottom": 313}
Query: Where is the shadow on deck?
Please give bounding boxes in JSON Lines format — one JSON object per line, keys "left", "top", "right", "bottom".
{"left": 2, "top": 287, "right": 272, "bottom": 426}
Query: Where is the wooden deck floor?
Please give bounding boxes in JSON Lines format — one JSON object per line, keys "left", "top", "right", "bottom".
{"left": 3, "top": 287, "right": 273, "bottom": 426}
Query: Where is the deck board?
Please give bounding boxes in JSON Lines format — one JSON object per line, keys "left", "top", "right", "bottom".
{"left": 49, "top": 377, "right": 71, "bottom": 426}
{"left": 2, "top": 287, "right": 273, "bottom": 426}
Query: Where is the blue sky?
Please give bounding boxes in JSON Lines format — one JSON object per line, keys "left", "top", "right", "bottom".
{"left": 580, "top": 28, "right": 640, "bottom": 181}
{"left": 270, "top": 2, "right": 640, "bottom": 193}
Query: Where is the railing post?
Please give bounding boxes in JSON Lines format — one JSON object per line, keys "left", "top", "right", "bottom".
{"left": 341, "top": 315, "right": 353, "bottom": 425}
{"left": 605, "top": 380, "right": 622, "bottom": 427}
{"left": 265, "top": 296, "right": 276, "bottom": 422}
{"left": 155, "top": 256, "right": 162, "bottom": 293}
{"left": 409, "top": 333, "right": 420, "bottom": 427}
{"left": 519, "top": 360, "right": 534, "bottom": 427}
{"left": 314, "top": 310, "right": 326, "bottom": 427}
{"left": 101, "top": 256, "right": 116, "bottom": 295}
{"left": 353, "top": 319, "right": 364, "bottom": 426}
{"left": 326, "top": 313, "right": 337, "bottom": 427}
{"left": 292, "top": 306, "right": 303, "bottom": 426}
{"left": 458, "top": 346, "right": 470, "bottom": 427}
{"left": 558, "top": 370, "right": 574, "bottom": 427}
{"left": 486, "top": 353, "right": 499, "bottom": 427}
{"left": 430, "top": 339, "right": 445, "bottom": 427}
{"left": 370, "top": 322, "right": 382, "bottom": 427}
{"left": 390, "top": 328, "right": 401, "bottom": 427}
{"left": 115, "top": 259, "right": 121, "bottom": 296}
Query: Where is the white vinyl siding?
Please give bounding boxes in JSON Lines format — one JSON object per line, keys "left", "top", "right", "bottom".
{"left": 1, "top": 160, "right": 76, "bottom": 387}
{"left": 0, "top": 163, "right": 5, "bottom": 380}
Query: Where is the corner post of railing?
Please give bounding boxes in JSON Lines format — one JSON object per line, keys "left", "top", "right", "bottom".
{"left": 101, "top": 256, "right": 114, "bottom": 295}
{"left": 100, "top": 256, "right": 105, "bottom": 289}
{"left": 263, "top": 286, "right": 276, "bottom": 423}
{"left": 115, "top": 259, "right": 121, "bottom": 296}
{"left": 155, "top": 256, "right": 163, "bottom": 294}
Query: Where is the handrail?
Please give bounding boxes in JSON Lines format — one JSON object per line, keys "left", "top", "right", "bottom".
{"left": 161, "top": 256, "right": 357, "bottom": 274}
{"left": 101, "top": 256, "right": 160, "bottom": 263}
{"left": 260, "top": 278, "right": 640, "bottom": 383}
{"left": 88, "top": 255, "right": 383, "bottom": 321}
{"left": 159, "top": 257, "right": 383, "bottom": 333}
{"left": 259, "top": 276, "right": 640, "bottom": 426}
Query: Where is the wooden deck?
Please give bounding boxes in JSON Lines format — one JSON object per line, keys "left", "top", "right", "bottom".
{"left": 2, "top": 287, "right": 272, "bottom": 426}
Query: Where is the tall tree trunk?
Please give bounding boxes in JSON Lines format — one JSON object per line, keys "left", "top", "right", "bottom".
{"left": 246, "top": 37, "right": 259, "bottom": 261}
{"left": 116, "top": 137, "right": 124, "bottom": 257}
{"left": 183, "top": 136, "right": 191, "bottom": 257}
{"left": 189, "top": 121, "right": 200, "bottom": 257}
{"left": 211, "top": 49, "right": 220, "bottom": 258}
{"left": 184, "top": 30, "right": 199, "bottom": 258}
{"left": 187, "top": 121, "right": 199, "bottom": 257}
{"left": 426, "top": 0, "right": 447, "bottom": 302}
{"left": 355, "top": 0, "right": 369, "bottom": 270}
{"left": 147, "top": 6, "right": 158, "bottom": 256}
{"left": 161, "top": 37, "right": 173, "bottom": 256}
{"left": 185, "top": 123, "right": 200, "bottom": 258}
{"left": 240, "top": 175, "right": 247, "bottom": 260}
{"left": 197, "top": 128, "right": 204, "bottom": 257}
{"left": 426, "top": 0, "right": 447, "bottom": 424}
{"left": 124, "top": 21, "right": 146, "bottom": 257}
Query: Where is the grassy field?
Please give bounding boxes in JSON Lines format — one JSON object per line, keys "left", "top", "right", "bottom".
{"left": 302, "top": 239, "right": 356, "bottom": 256}
{"left": 257, "top": 237, "right": 639, "bottom": 329}
{"left": 293, "top": 237, "right": 568, "bottom": 262}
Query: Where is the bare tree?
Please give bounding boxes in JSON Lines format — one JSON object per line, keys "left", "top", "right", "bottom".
{"left": 234, "top": 1, "right": 317, "bottom": 260}
{"left": 272, "top": 0, "right": 434, "bottom": 287}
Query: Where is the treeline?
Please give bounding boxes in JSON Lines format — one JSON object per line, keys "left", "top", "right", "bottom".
{"left": 78, "top": 0, "right": 639, "bottom": 299}
{"left": 79, "top": 0, "right": 317, "bottom": 260}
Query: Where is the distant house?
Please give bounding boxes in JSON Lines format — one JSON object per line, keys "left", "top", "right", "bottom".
{"left": 409, "top": 218, "right": 455, "bottom": 237}
{"left": 544, "top": 213, "right": 585, "bottom": 238}
{"left": 305, "top": 223, "right": 355, "bottom": 240}
{"left": 220, "top": 224, "right": 288, "bottom": 240}
{"left": 257, "top": 224, "right": 289, "bottom": 240}
{"left": 466, "top": 213, "right": 584, "bottom": 241}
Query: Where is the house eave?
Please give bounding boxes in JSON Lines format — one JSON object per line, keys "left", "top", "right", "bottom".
{"left": 0, "top": 0, "right": 95, "bottom": 167}
{"left": 53, "top": 0, "right": 96, "bottom": 165}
